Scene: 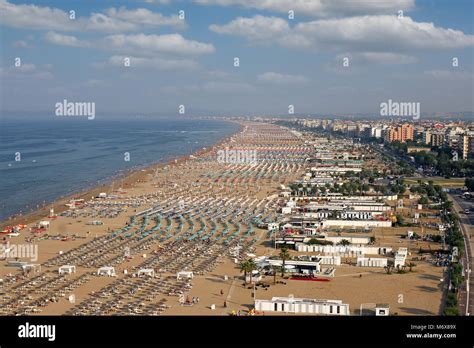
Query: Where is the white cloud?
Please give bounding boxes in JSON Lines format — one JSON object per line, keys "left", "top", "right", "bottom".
{"left": 257, "top": 72, "right": 308, "bottom": 84}
{"left": 103, "top": 33, "right": 215, "bottom": 55}
{"left": 84, "top": 13, "right": 137, "bottom": 33}
{"left": 0, "top": 0, "right": 185, "bottom": 33}
{"left": 211, "top": 15, "right": 474, "bottom": 53}
{"left": 45, "top": 31, "right": 89, "bottom": 47}
{"left": 106, "top": 55, "right": 199, "bottom": 71}
{"left": 294, "top": 15, "right": 474, "bottom": 51}
{"left": 337, "top": 52, "right": 418, "bottom": 64}
{"left": 105, "top": 7, "right": 185, "bottom": 29}
{"left": 0, "top": 0, "right": 76, "bottom": 31}
{"left": 195, "top": 0, "right": 415, "bottom": 17}
{"left": 210, "top": 15, "right": 289, "bottom": 42}
{"left": 0, "top": 63, "right": 53, "bottom": 79}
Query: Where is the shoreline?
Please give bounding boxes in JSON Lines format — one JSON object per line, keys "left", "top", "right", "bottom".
{"left": 0, "top": 120, "right": 243, "bottom": 229}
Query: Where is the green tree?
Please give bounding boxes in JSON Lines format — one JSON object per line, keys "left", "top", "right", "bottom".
{"left": 384, "top": 264, "right": 394, "bottom": 274}
{"left": 466, "top": 178, "right": 474, "bottom": 191}
{"left": 240, "top": 259, "right": 257, "bottom": 284}
{"left": 337, "top": 239, "right": 351, "bottom": 246}
{"left": 279, "top": 247, "right": 291, "bottom": 277}
{"left": 418, "top": 196, "right": 429, "bottom": 205}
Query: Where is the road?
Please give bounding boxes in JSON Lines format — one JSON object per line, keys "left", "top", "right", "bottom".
{"left": 450, "top": 194, "right": 473, "bottom": 316}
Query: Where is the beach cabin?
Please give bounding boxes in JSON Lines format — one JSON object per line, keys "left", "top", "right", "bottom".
{"left": 38, "top": 221, "right": 50, "bottom": 229}
{"left": 375, "top": 304, "right": 390, "bottom": 316}
{"left": 97, "top": 266, "right": 116, "bottom": 277}
{"left": 397, "top": 247, "right": 408, "bottom": 257}
{"left": 356, "top": 257, "right": 388, "bottom": 267}
{"left": 22, "top": 264, "right": 41, "bottom": 273}
{"left": 177, "top": 271, "right": 194, "bottom": 280}
{"left": 59, "top": 265, "right": 76, "bottom": 275}
{"left": 245, "top": 270, "right": 262, "bottom": 283}
{"left": 257, "top": 257, "right": 322, "bottom": 275}
{"left": 318, "top": 255, "right": 341, "bottom": 266}
{"left": 255, "top": 296, "right": 350, "bottom": 315}
{"left": 138, "top": 268, "right": 155, "bottom": 278}
{"left": 394, "top": 255, "right": 406, "bottom": 268}
{"left": 267, "top": 223, "right": 279, "bottom": 232}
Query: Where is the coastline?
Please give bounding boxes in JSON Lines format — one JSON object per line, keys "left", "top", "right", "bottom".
{"left": 0, "top": 120, "right": 243, "bottom": 229}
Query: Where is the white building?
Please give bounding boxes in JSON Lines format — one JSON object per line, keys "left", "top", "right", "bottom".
{"left": 317, "top": 255, "right": 341, "bottom": 266}
{"left": 267, "top": 223, "right": 279, "bottom": 231}
{"left": 322, "top": 220, "right": 392, "bottom": 228}
{"left": 138, "top": 268, "right": 155, "bottom": 277}
{"left": 255, "top": 296, "right": 350, "bottom": 315}
{"left": 177, "top": 271, "right": 194, "bottom": 280}
{"left": 38, "top": 221, "right": 50, "bottom": 228}
{"left": 375, "top": 304, "right": 390, "bottom": 316}
{"left": 97, "top": 266, "right": 116, "bottom": 277}
{"left": 59, "top": 265, "right": 76, "bottom": 275}
{"left": 246, "top": 270, "right": 262, "bottom": 283}
{"left": 394, "top": 255, "right": 406, "bottom": 268}
{"left": 356, "top": 257, "right": 388, "bottom": 267}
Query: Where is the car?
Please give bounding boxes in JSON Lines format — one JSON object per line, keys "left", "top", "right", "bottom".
{"left": 465, "top": 209, "right": 471, "bottom": 214}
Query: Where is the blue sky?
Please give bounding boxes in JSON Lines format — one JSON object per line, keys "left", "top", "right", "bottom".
{"left": 1, "top": 0, "right": 473, "bottom": 116}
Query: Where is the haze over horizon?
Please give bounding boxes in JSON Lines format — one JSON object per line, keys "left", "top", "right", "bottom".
{"left": 1, "top": 0, "right": 473, "bottom": 116}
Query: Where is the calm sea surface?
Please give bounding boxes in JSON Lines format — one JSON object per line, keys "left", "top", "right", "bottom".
{"left": 0, "top": 117, "right": 239, "bottom": 221}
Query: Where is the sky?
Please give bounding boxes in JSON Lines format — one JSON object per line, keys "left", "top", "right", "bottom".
{"left": 0, "top": 0, "right": 473, "bottom": 117}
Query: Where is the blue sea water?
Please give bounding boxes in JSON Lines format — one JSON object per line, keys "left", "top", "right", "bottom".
{"left": 0, "top": 117, "right": 239, "bottom": 221}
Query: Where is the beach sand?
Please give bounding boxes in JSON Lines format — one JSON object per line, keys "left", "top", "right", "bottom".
{"left": 0, "top": 121, "right": 445, "bottom": 316}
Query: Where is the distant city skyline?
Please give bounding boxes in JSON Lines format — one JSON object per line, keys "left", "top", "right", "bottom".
{"left": 1, "top": 0, "right": 473, "bottom": 116}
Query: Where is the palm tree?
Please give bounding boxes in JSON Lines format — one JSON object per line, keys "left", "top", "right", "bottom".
{"left": 279, "top": 247, "right": 291, "bottom": 277}
{"left": 384, "top": 261, "right": 394, "bottom": 274}
{"left": 240, "top": 259, "right": 257, "bottom": 284}
{"left": 272, "top": 265, "right": 281, "bottom": 284}
{"left": 240, "top": 260, "right": 250, "bottom": 284}
{"left": 337, "top": 239, "right": 351, "bottom": 246}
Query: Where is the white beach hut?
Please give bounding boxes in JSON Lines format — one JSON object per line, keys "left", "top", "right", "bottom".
{"left": 138, "top": 268, "right": 155, "bottom": 277}
{"left": 375, "top": 304, "right": 390, "bottom": 316}
{"left": 177, "top": 271, "right": 194, "bottom": 280}
{"left": 59, "top": 265, "right": 76, "bottom": 275}
{"left": 97, "top": 266, "right": 116, "bottom": 277}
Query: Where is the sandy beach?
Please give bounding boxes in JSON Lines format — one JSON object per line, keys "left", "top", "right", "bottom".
{"left": 0, "top": 121, "right": 445, "bottom": 316}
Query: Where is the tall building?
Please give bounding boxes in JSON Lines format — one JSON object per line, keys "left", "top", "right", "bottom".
{"left": 371, "top": 127, "right": 383, "bottom": 138}
{"left": 459, "top": 135, "right": 474, "bottom": 159}
{"left": 384, "top": 123, "right": 414, "bottom": 143}
{"left": 422, "top": 130, "right": 431, "bottom": 145}
{"left": 430, "top": 133, "right": 445, "bottom": 147}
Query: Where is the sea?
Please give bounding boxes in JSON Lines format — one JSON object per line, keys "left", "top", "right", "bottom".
{"left": 0, "top": 117, "right": 240, "bottom": 221}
